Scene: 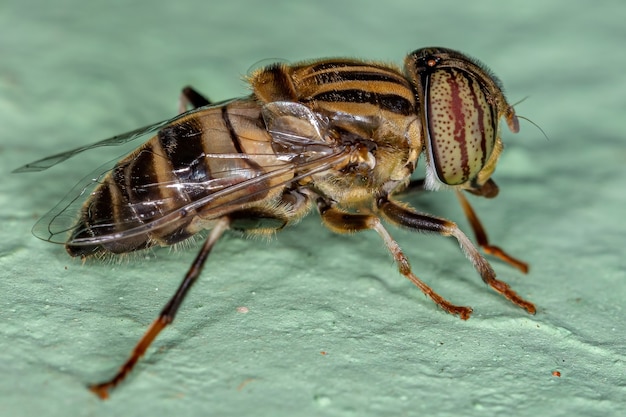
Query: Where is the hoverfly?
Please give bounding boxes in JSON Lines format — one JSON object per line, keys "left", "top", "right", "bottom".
{"left": 15, "top": 47, "right": 535, "bottom": 399}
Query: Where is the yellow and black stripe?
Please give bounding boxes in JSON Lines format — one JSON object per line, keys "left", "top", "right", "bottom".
{"left": 250, "top": 59, "right": 418, "bottom": 135}
{"left": 67, "top": 99, "right": 284, "bottom": 256}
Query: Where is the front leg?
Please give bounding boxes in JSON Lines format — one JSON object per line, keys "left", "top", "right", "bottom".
{"left": 317, "top": 198, "right": 473, "bottom": 319}
{"left": 455, "top": 190, "right": 528, "bottom": 273}
{"left": 403, "top": 179, "right": 529, "bottom": 273}
{"left": 377, "top": 196, "right": 535, "bottom": 314}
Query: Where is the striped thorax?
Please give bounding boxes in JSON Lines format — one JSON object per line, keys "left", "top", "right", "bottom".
{"left": 249, "top": 59, "right": 424, "bottom": 187}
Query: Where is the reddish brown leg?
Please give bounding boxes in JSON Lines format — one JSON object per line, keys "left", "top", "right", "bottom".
{"left": 455, "top": 191, "right": 529, "bottom": 273}
{"left": 377, "top": 196, "right": 535, "bottom": 315}
{"left": 403, "top": 179, "right": 529, "bottom": 273}
{"left": 89, "top": 217, "right": 230, "bottom": 399}
{"left": 317, "top": 199, "right": 473, "bottom": 320}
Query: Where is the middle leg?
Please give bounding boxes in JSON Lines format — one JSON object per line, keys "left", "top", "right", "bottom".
{"left": 317, "top": 198, "right": 473, "bottom": 319}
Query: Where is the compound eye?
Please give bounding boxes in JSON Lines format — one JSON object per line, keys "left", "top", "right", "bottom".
{"left": 425, "top": 67, "right": 497, "bottom": 186}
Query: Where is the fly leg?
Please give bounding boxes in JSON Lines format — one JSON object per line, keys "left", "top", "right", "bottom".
{"left": 377, "top": 196, "right": 535, "bottom": 314}
{"left": 88, "top": 217, "right": 230, "bottom": 400}
{"left": 316, "top": 198, "right": 473, "bottom": 320}
{"left": 455, "top": 190, "right": 528, "bottom": 273}
{"left": 179, "top": 85, "right": 212, "bottom": 113}
{"left": 403, "top": 179, "right": 529, "bottom": 273}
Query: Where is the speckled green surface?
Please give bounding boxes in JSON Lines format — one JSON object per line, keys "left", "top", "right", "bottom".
{"left": 1, "top": 0, "right": 625, "bottom": 416}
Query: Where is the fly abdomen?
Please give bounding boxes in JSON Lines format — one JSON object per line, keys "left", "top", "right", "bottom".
{"left": 66, "top": 149, "right": 196, "bottom": 257}
{"left": 66, "top": 99, "right": 283, "bottom": 257}
{"left": 66, "top": 116, "right": 212, "bottom": 256}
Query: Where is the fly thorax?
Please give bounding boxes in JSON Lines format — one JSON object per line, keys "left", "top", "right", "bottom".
{"left": 373, "top": 116, "right": 422, "bottom": 184}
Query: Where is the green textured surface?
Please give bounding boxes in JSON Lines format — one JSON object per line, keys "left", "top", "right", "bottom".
{"left": 1, "top": 0, "right": 625, "bottom": 416}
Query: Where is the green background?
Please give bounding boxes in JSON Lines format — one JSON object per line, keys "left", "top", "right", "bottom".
{"left": 1, "top": 0, "right": 625, "bottom": 416}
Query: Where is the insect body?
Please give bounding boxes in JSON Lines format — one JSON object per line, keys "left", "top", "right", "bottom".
{"left": 15, "top": 47, "right": 535, "bottom": 399}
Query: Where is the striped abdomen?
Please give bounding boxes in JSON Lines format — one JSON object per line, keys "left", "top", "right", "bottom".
{"left": 66, "top": 99, "right": 289, "bottom": 257}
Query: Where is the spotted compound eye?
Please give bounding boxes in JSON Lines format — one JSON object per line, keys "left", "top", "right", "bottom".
{"left": 425, "top": 66, "right": 496, "bottom": 185}
{"left": 405, "top": 47, "right": 516, "bottom": 187}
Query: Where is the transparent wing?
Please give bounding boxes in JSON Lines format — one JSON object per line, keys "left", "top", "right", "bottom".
{"left": 32, "top": 100, "right": 352, "bottom": 247}
{"left": 12, "top": 101, "right": 229, "bottom": 173}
